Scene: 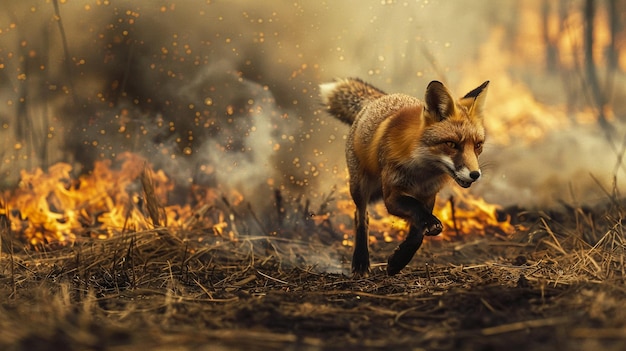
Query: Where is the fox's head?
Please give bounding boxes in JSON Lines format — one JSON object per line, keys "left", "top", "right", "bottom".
{"left": 421, "top": 80, "right": 489, "bottom": 188}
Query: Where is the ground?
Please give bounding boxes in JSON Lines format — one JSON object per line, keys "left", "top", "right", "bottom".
{"left": 1, "top": 202, "right": 626, "bottom": 351}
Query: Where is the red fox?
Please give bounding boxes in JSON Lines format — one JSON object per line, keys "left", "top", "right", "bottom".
{"left": 320, "top": 78, "right": 489, "bottom": 276}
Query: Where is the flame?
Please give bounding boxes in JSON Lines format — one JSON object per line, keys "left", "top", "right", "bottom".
{"left": 0, "top": 152, "right": 233, "bottom": 248}
{"left": 335, "top": 184, "right": 516, "bottom": 247}
{"left": 435, "top": 187, "right": 516, "bottom": 238}
{"left": 453, "top": 2, "right": 622, "bottom": 148}
{"left": 1, "top": 150, "right": 515, "bottom": 249}
{"left": 325, "top": 4, "right": 622, "bottom": 244}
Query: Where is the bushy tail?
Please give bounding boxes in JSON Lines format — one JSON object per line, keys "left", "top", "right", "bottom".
{"left": 319, "top": 78, "right": 386, "bottom": 125}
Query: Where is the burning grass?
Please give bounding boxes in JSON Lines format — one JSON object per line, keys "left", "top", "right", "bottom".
{"left": 1, "top": 177, "right": 626, "bottom": 350}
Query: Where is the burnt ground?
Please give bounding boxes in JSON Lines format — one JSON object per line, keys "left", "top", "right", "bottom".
{"left": 1, "top": 201, "right": 626, "bottom": 351}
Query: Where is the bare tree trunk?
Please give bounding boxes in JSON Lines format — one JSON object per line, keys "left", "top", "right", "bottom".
{"left": 606, "top": 0, "right": 619, "bottom": 73}
{"left": 558, "top": 0, "right": 578, "bottom": 117}
{"left": 542, "top": 0, "right": 559, "bottom": 71}
{"left": 39, "top": 26, "right": 50, "bottom": 172}
{"left": 583, "top": 0, "right": 609, "bottom": 128}
{"left": 52, "top": 0, "right": 78, "bottom": 108}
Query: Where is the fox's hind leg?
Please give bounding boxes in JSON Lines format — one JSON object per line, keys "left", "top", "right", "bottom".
{"left": 350, "top": 180, "right": 371, "bottom": 277}
{"left": 352, "top": 206, "right": 370, "bottom": 276}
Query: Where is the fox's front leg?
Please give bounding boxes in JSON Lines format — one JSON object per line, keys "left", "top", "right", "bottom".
{"left": 384, "top": 188, "right": 440, "bottom": 275}
{"left": 387, "top": 223, "right": 425, "bottom": 276}
{"left": 383, "top": 190, "right": 442, "bottom": 236}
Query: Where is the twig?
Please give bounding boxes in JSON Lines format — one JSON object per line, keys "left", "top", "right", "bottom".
{"left": 480, "top": 298, "right": 497, "bottom": 313}
{"left": 274, "top": 189, "right": 284, "bottom": 227}
{"left": 589, "top": 173, "right": 621, "bottom": 208}
{"left": 180, "top": 242, "right": 188, "bottom": 280}
{"left": 394, "top": 305, "right": 447, "bottom": 325}
{"left": 420, "top": 45, "right": 448, "bottom": 84}
{"left": 232, "top": 274, "right": 257, "bottom": 286}
{"left": 480, "top": 316, "right": 568, "bottom": 336}
{"left": 119, "top": 42, "right": 135, "bottom": 99}
{"left": 122, "top": 197, "right": 133, "bottom": 234}
{"left": 311, "top": 289, "right": 438, "bottom": 301}
{"left": 449, "top": 195, "right": 460, "bottom": 237}
{"left": 9, "top": 234, "right": 16, "bottom": 299}
{"left": 141, "top": 165, "right": 165, "bottom": 227}
{"left": 125, "top": 235, "right": 137, "bottom": 288}
{"left": 257, "top": 270, "right": 289, "bottom": 285}
{"left": 540, "top": 218, "right": 566, "bottom": 255}
{"left": 219, "top": 195, "right": 244, "bottom": 236}
{"left": 247, "top": 202, "right": 269, "bottom": 235}
{"left": 426, "top": 262, "right": 433, "bottom": 284}
{"left": 183, "top": 204, "right": 211, "bottom": 229}
{"left": 193, "top": 278, "right": 214, "bottom": 300}
{"left": 51, "top": 0, "right": 78, "bottom": 107}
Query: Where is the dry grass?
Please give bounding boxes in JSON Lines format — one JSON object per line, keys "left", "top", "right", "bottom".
{"left": 1, "top": 195, "right": 626, "bottom": 351}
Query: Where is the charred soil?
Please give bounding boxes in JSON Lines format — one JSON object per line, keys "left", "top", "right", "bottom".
{"left": 1, "top": 201, "right": 626, "bottom": 351}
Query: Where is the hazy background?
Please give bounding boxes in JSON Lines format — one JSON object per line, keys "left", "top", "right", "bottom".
{"left": 1, "top": 0, "right": 625, "bottom": 212}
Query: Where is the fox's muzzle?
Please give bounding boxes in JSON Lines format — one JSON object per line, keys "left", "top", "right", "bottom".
{"left": 454, "top": 168, "right": 481, "bottom": 188}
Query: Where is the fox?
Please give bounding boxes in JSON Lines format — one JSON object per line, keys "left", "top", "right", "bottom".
{"left": 320, "top": 78, "right": 489, "bottom": 276}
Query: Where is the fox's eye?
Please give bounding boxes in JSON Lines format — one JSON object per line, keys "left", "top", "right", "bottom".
{"left": 475, "top": 142, "right": 483, "bottom": 150}
{"left": 445, "top": 141, "right": 457, "bottom": 149}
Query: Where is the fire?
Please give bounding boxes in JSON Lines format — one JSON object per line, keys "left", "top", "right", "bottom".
{"left": 0, "top": 150, "right": 515, "bottom": 249}
{"left": 335, "top": 185, "right": 516, "bottom": 247}
{"left": 435, "top": 187, "right": 516, "bottom": 238}
{"left": 0, "top": 152, "right": 232, "bottom": 248}
{"left": 455, "top": 1, "right": 622, "bottom": 148}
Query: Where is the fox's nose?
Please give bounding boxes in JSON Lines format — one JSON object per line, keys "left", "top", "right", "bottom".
{"left": 469, "top": 171, "right": 481, "bottom": 180}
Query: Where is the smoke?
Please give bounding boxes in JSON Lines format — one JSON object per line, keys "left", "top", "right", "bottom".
{"left": 182, "top": 65, "right": 287, "bottom": 198}
{"left": 476, "top": 123, "right": 626, "bottom": 208}
{"left": 1, "top": 0, "right": 625, "bottom": 214}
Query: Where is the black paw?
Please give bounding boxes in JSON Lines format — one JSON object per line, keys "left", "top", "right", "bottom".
{"left": 387, "top": 252, "right": 407, "bottom": 276}
{"left": 351, "top": 262, "right": 370, "bottom": 277}
{"left": 352, "top": 251, "right": 370, "bottom": 277}
{"left": 387, "top": 242, "right": 421, "bottom": 276}
{"left": 423, "top": 215, "right": 442, "bottom": 236}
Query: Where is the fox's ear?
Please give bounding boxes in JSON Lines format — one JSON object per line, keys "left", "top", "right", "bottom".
{"left": 425, "top": 81, "right": 456, "bottom": 121}
{"left": 459, "top": 81, "right": 489, "bottom": 117}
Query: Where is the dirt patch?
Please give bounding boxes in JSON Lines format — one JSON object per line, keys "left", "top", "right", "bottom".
{"left": 1, "top": 202, "right": 625, "bottom": 351}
